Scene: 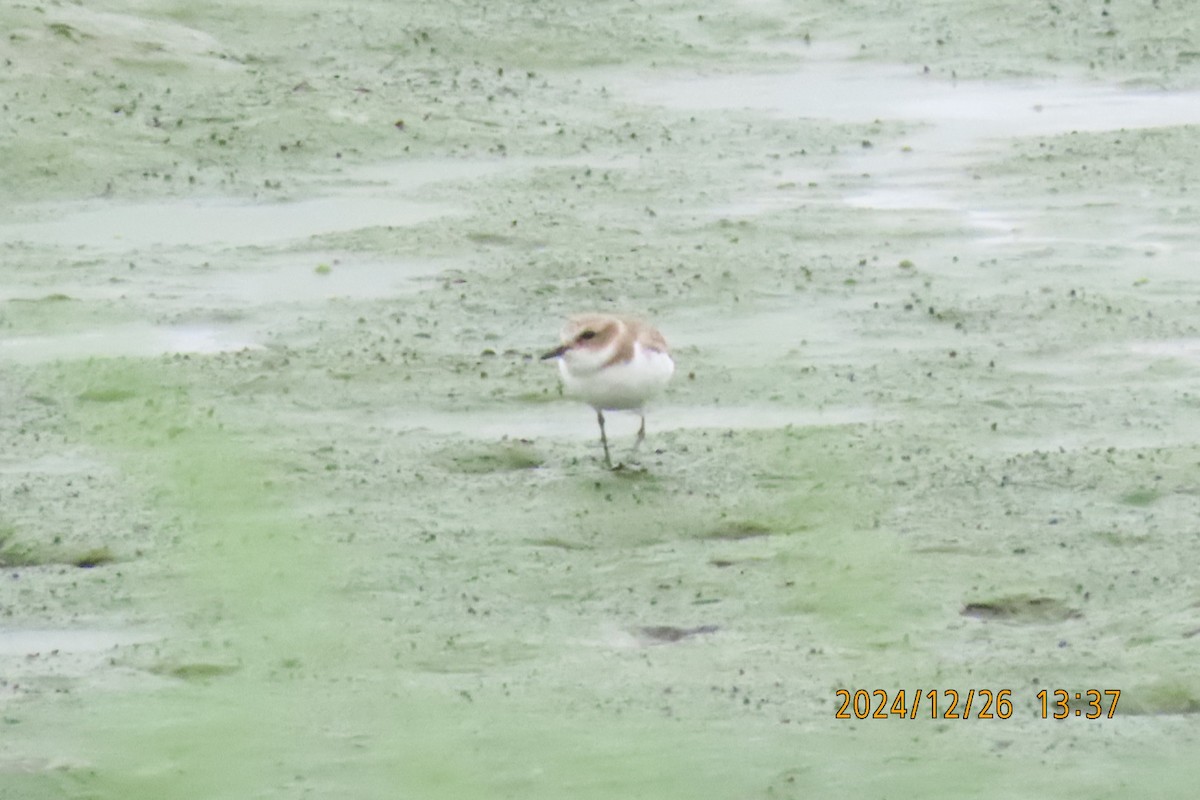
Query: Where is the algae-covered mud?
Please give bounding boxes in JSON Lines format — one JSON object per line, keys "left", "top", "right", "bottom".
{"left": 3, "top": 1, "right": 1200, "bottom": 797}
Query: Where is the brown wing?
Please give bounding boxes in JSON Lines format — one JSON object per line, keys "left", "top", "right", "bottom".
{"left": 629, "top": 317, "right": 669, "bottom": 354}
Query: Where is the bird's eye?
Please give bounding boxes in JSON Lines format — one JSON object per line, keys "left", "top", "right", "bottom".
{"left": 579, "top": 330, "right": 596, "bottom": 341}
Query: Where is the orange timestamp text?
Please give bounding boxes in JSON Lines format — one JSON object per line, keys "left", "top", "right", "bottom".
{"left": 834, "top": 689, "right": 1121, "bottom": 720}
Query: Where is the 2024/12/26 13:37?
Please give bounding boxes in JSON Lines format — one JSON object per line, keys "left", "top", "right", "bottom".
{"left": 834, "top": 689, "right": 1121, "bottom": 720}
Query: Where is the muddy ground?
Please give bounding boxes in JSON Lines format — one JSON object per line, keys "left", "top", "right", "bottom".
{"left": 2, "top": 1, "right": 1200, "bottom": 797}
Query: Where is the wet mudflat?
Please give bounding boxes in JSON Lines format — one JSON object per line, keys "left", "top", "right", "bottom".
{"left": 2, "top": 1, "right": 1200, "bottom": 797}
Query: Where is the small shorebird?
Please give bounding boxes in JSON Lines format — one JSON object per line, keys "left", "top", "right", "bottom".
{"left": 541, "top": 313, "right": 675, "bottom": 467}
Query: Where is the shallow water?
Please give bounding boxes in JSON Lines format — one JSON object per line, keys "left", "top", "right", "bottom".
{"left": 623, "top": 53, "right": 1200, "bottom": 232}
{"left": 389, "top": 403, "right": 879, "bottom": 439}
{"left": 3, "top": 1, "right": 1200, "bottom": 797}
{"left": 0, "top": 629, "right": 157, "bottom": 657}
{"left": 3, "top": 195, "right": 454, "bottom": 250}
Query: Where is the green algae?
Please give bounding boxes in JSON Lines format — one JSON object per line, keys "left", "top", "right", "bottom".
{"left": 4, "top": 0, "right": 1200, "bottom": 798}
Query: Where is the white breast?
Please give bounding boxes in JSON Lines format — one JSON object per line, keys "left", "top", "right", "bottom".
{"left": 559, "top": 342, "right": 674, "bottom": 411}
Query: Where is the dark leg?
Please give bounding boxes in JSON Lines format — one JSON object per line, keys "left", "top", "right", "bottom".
{"left": 596, "top": 409, "right": 612, "bottom": 468}
{"left": 634, "top": 413, "right": 646, "bottom": 450}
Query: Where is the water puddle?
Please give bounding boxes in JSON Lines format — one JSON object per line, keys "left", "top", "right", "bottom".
{"left": 0, "top": 251, "right": 447, "bottom": 362}
{"left": 1130, "top": 339, "right": 1200, "bottom": 362}
{"left": 0, "top": 157, "right": 563, "bottom": 252}
{"left": 389, "top": 403, "right": 878, "bottom": 440}
{"left": 671, "top": 306, "right": 865, "bottom": 364}
{"left": 0, "top": 628, "right": 157, "bottom": 656}
{"left": 0, "top": 451, "right": 108, "bottom": 476}
{"left": 2, "top": 195, "right": 459, "bottom": 252}
{"left": 0, "top": 321, "right": 262, "bottom": 364}
{"left": 41, "top": 4, "right": 231, "bottom": 66}
{"left": 175, "top": 253, "right": 446, "bottom": 307}
{"left": 0, "top": 156, "right": 597, "bottom": 363}
{"left": 615, "top": 55, "right": 1200, "bottom": 219}
{"left": 620, "top": 56, "right": 1200, "bottom": 151}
